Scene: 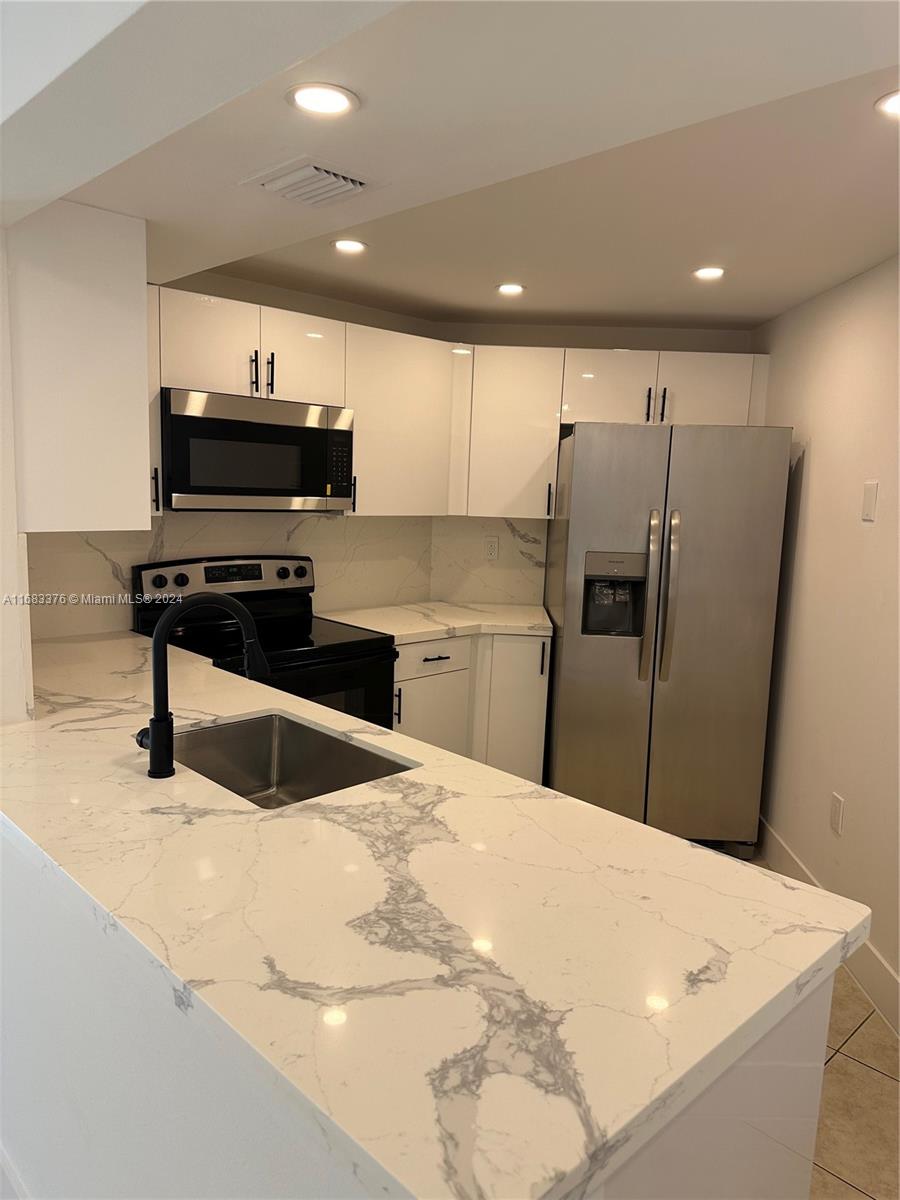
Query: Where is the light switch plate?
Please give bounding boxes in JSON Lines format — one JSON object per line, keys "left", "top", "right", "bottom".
{"left": 830, "top": 792, "right": 845, "bottom": 836}
{"left": 862, "top": 480, "right": 878, "bottom": 522}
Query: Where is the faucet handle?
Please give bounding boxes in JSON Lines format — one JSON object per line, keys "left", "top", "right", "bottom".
{"left": 135, "top": 728, "right": 151, "bottom": 749}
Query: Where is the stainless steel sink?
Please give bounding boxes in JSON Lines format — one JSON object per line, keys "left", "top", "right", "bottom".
{"left": 173, "top": 713, "right": 413, "bottom": 808}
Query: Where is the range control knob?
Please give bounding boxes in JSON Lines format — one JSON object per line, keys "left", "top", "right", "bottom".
{"left": 294, "top": 564, "right": 308, "bottom": 579}
{"left": 276, "top": 566, "right": 291, "bottom": 580}
{"left": 151, "top": 574, "right": 168, "bottom": 589}
{"left": 173, "top": 572, "right": 190, "bottom": 588}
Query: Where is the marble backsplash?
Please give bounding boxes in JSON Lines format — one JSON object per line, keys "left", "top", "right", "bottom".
{"left": 26, "top": 514, "right": 547, "bottom": 639}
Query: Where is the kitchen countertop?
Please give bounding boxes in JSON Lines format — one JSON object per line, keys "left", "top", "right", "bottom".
{"left": 323, "top": 601, "right": 552, "bottom": 644}
{"left": 1, "top": 632, "right": 869, "bottom": 1199}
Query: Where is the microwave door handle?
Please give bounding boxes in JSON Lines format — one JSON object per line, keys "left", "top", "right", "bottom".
{"left": 657, "top": 510, "right": 681, "bottom": 682}
{"left": 638, "top": 508, "right": 661, "bottom": 680}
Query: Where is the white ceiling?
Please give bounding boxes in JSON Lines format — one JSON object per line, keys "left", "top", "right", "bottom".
{"left": 0, "top": 1, "right": 396, "bottom": 226}
{"left": 65, "top": 0, "right": 899, "bottom": 305}
{"left": 218, "top": 67, "right": 899, "bottom": 328}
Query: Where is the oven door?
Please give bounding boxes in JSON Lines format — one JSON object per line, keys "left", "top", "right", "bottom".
{"left": 162, "top": 389, "right": 353, "bottom": 511}
{"left": 264, "top": 649, "right": 398, "bottom": 729}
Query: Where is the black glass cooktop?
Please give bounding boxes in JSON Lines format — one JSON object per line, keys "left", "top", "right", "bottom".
{"left": 166, "top": 614, "right": 392, "bottom": 671}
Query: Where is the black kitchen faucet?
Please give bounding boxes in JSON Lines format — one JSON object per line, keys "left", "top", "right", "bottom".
{"left": 134, "top": 592, "right": 269, "bottom": 778}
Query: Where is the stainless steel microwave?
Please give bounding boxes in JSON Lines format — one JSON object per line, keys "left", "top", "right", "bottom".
{"left": 161, "top": 389, "right": 353, "bottom": 512}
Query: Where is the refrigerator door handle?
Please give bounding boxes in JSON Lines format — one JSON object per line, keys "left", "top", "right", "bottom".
{"left": 658, "top": 509, "right": 682, "bottom": 681}
{"left": 638, "top": 508, "right": 662, "bottom": 680}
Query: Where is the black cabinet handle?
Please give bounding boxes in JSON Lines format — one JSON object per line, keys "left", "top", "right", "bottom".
{"left": 250, "top": 350, "right": 260, "bottom": 394}
{"left": 539, "top": 641, "right": 546, "bottom": 675}
{"left": 546, "top": 482, "right": 553, "bottom": 517}
{"left": 394, "top": 687, "right": 402, "bottom": 723}
{"left": 659, "top": 386, "right": 668, "bottom": 423}
{"left": 151, "top": 466, "right": 160, "bottom": 512}
{"left": 645, "top": 387, "right": 652, "bottom": 423}
{"left": 266, "top": 353, "right": 275, "bottom": 395}
{"left": 351, "top": 475, "right": 357, "bottom": 513}
{"left": 423, "top": 654, "right": 450, "bottom": 663}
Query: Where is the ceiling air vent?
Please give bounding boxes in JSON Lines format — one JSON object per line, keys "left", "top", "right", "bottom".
{"left": 251, "top": 158, "right": 366, "bottom": 207}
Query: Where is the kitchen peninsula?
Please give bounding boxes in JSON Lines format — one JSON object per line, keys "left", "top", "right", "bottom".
{"left": 1, "top": 632, "right": 869, "bottom": 1200}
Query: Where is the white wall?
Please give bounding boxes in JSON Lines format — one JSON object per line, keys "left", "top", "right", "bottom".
{"left": 757, "top": 257, "right": 898, "bottom": 1027}
{"left": 0, "top": 232, "right": 33, "bottom": 725}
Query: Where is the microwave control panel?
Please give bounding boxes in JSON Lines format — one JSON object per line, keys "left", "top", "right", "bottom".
{"left": 327, "top": 429, "right": 353, "bottom": 494}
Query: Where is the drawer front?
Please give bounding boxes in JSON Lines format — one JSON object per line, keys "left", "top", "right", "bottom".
{"left": 395, "top": 637, "right": 472, "bottom": 681}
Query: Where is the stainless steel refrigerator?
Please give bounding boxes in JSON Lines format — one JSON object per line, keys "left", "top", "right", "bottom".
{"left": 545, "top": 422, "right": 791, "bottom": 845}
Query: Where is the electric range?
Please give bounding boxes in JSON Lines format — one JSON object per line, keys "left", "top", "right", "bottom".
{"left": 131, "top": 555, "right": 397, "bottom": 728}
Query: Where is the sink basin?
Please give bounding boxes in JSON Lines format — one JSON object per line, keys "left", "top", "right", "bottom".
{"left": 173, "top": 713, "right": 412, "bottom": 808}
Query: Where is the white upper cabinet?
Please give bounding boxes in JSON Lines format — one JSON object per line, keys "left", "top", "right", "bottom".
{"left": 160, "top": 289, "right": 261, "bottom": 396}
{"left": 260, "top": 308, "right": 345, "bottom": 407}
{"left": 655, "top": 351, "right": 753, "bottom": 426}
{"left": 468, "top": 346, "right": 564, "bottom": 519}
{"left": 7, "top": 200, "right": 151, "bottom": 532}
{"left": 562, "top": 349, "right": 660, "bottom": 424}
{"left": 345, "top": 324, "right": 456, "bottom": 516}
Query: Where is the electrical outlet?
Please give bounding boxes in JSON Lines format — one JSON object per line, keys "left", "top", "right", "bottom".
{"left": 484, "top": 536, "right": 499, "bottom": 561}
{"left": 830, "top": 792, "right": 845, "bottom": 837}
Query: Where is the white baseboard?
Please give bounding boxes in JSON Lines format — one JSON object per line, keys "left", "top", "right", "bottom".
{"left": 759, "top": 819, "right": 899, "bottom": 1033}
{"left": 0, "top": 1146, "right": 27, "bottom": 1200}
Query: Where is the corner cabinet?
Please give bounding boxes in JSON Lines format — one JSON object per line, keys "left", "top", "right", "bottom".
{"left": 390, "top": 631, "right": 551, "bottom": 783}
{"left": 467, "top": 346, "right": 564, "bottom": 518}
{"left": 345, "top": 324, "right": 456, "bottom": 516}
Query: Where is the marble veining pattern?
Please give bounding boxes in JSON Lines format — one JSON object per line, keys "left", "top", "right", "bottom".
{"left": 323, "top": 602, "right": 552, "bottom": 644}
{"left": 0, "top": 633, "right": 870, "bottom": 1199}
{"left": 26, "top": 515, "right": 546, "bottom": 638}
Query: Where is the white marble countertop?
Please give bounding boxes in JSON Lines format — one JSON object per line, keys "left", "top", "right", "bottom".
{"left": 1, "top": 633, "right": 869, "bottom": 1199}
{"left": 323, "top": 601, "right": 552, "bottom": 644}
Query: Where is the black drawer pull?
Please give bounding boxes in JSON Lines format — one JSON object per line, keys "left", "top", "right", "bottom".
{"left": 539, "top": 641, "right": 546, "bottom": 675}
{"left": 422, "top": 654, "right": 451, "bottom": 662}
{"left": 645, "top": 386, "right": 652, "bottom": 423}
{"left": 394, "top": 687, "right": 402, "bottom": 723}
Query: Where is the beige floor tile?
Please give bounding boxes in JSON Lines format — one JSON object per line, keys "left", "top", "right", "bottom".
{"left": 827, "top": 967, "right": 874, "bottom": 1050}
{"left": 815, "top": 1052, "right": 899, "bottom": 1200}
{"left": 809, "top": 1164, "right": 872, "bottom": 1199}
{"left": 841, "top": 1012, "right": 899, "bottom": 1081}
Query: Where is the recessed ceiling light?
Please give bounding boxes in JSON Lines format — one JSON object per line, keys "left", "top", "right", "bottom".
{"left": 497, "top": 282, "right": 525, "bottom": 296}
{"left": 333, "top": 239, "right": 367, "bottom": 255}
{"left": 875, "top": 90, "right": 900, "bottom": 118}
{"left": 288, "top": 83, "right": 359, "bottom": 116}
{"left": 581, "top": 373, "right": 595, "bottom": 379}
{"left": 306, "top": 332, "right": 324, "bottom": 339}
{"left": 451, "top": 346, "right": 472, "bottom": 355}
{"left": 693, "top": 266, "right": 725, "bottom": 281}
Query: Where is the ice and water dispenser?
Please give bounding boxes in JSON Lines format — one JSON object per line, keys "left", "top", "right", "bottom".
{"left": 581, "top": 552, "right": 647, "bottom": 636}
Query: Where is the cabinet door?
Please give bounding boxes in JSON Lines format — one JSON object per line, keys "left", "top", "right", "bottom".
{"left": 261, "top": 308, "right": 345, "bottom": 406}
{"left": 485, "top": 635, "right": 550, "bottom": 784}
{"left": 468, "top": 346, "right": 564, "bottom": 518}
{"left": 562, "top": 349, "right": 659, "bottom": 423}
{"left": 656, "top": 352, "right": 752, "bottom": 426}
{"left": 148, "top": 285, "right": 162, "bottom": 514}
{"left": 394, "top": 670, "right": 471, "bottom": 756}
{"left": 345, "top": 325, "right": 455, "bottom": 515}
{"left": 160, "top": 289, "right": 260, "bottom": 396}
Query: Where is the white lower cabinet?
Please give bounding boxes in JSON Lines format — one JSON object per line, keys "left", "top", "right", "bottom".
{"left": 484, "top": 635, "right": 550, "bottom": 784}
{"left": 394, "top": 670, "right": 471, "bottom": 756}
{"left": 392, "top": 633, "right": 551, "bottom": 780}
